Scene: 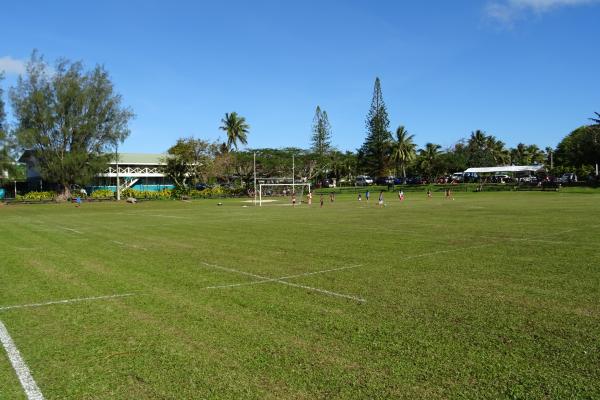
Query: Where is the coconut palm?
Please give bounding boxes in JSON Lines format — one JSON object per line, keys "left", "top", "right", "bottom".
{"left": 219, "top": 112, "right": 250, "bottom": 151}
{"left": 487, "top": 137, "right": 510, "bottom": 165}
{"left": 468, "top": 130, "right": 487, "bottom": 151}
{"left": 527, "top": 144, "right": 544, "bottom": 164}
{"left": 418, "top": 143, "right": 442, "bottom": 180}
{"left": 390, "top": 126, "right": 417, "bottom": 178}
{"left": 510, "top": 143, "right": 529, "bottom": 165}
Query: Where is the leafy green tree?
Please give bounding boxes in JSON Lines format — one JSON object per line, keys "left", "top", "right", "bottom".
{"left": 163, "top": 156, "right": 190, "bottom": 190}
{"left": 555, "top": 124, "right": 600, "bottom": 171}
{"left": 439, "top": 142, "right": 468, "bottom": 174}
{"left": 220, "top": 112, "right": 249, "bottom": 151}
{"left": 10, "top": 52, "right": 134, "bottom": 197}
{"left": 167, "top": 137, "right": 218, "bottom": 184}
{"left": 359, "top": 77, "right": 392, "bottom": 176}
{"left": 390, "top": 126, "right": 416, "bottom": 178}
{"left": 311, "top": 106, "right": 332, "bottom": 157}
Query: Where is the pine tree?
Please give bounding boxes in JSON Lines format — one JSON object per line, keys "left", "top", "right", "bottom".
{"left": 311, "top": 106, "right": 331, "bottom": 156}
{"left": 359, "top": 77, "right": 392, "bottom": 176}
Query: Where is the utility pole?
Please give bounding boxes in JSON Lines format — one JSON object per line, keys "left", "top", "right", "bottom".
{"left": 292, "top": 154, "right": 295, "bottom": 194}
{"left": 116, "top": 143, "right": 121, "bottom": 201}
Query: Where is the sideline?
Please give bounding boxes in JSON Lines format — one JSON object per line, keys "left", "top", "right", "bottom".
{"left": 0, "top": 320, "right": 45, "bottom": 400}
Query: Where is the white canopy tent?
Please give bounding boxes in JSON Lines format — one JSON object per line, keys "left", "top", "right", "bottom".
{"left": 464, "top": 165, "right": 545, "bottom": 174}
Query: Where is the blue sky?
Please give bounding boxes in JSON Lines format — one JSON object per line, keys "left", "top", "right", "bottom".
{"left": 1, "top": 0, "right": 599, "bottom": 153}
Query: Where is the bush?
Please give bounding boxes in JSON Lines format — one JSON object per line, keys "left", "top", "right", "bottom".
{"left": 121, "top": 188, "right": 172, "bottom": 200}
{"left": 91, "top": 189, "right": 115, "bottom": 199}
{"left": 15, "top": 191, "right": 56, "bottom": 201}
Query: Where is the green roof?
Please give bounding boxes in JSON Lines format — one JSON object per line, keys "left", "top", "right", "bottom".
{"left": 111, "top": 153, "right": 167, "bottom": 165}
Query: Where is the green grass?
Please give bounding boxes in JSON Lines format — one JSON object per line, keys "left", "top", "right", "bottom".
{"left": 1, "top": 191, "right": 599, "bottom": 399}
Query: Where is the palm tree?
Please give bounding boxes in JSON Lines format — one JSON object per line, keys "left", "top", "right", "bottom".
{"left": 527, "top": 144, "right": 544, "bottom": 164}
{"left": 469, "top": 130, "right": 487, "bottom": 151}
{"left": 487, "top": 137, "right": 510, "bottom": 165}
{"left": 510, "top": 143, "right": 528, "bottom": 165}
{"left": 390, "top": 126, "right": 417, "bottom": 178}
{"left": 418, "top": 143, "right": 442, "bottom": 180}
{"left": 219, "top": 112, "right": 250, "bottom": 151}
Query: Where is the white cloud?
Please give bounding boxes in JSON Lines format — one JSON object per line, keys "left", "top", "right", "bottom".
{"left": 0, "top": 56, "right": 27, "bottom": 76}
{"left": 486, "top": 0, "right": 600, "bottom": 24}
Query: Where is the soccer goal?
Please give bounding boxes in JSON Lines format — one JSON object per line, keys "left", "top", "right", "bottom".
{"left": 258, "top": 183, "right": 311, "bottom": 206}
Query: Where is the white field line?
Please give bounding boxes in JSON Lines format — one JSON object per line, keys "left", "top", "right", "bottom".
{"left": 204, "top": 265, "right": 362, "bottom": 289}
{"left": 201, "top": 262, "right": 366, "bottom": 303}
{"left": 540, "top": 224, "right": 600, "bottom": 238}
{"left": 479, "top": 236, "right": 565, "bottom": 245}
{"left": 111, "top": 240, "right": 148, "bottom": 251}
{"left": 148, "top": 214, "right": 187, "bottom": 219}
{"left": 399, "top": 244, "right": 494, "bottom": 261}
{"left": 0, "top": 320, "right": 45, "bottom": 400}
{"left": 57, "top": 226, "right": 82, "bottom": 234}
{"left": 0, "top": 293, "right": 136, "bottom": 312}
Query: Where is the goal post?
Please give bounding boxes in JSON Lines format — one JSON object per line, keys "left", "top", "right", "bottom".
{"left": 259, "top": 183, "right": 311, "bottom": 207}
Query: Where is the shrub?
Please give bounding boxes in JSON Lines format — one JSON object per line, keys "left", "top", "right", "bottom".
{"left": 16, "top": 191, "right": 56, "bottom": 201}
{"left": 91, "top": 189, "right": 115, "bottom": 199}
{"left": 121, "top": 188, "right": 172, "bottom": 200}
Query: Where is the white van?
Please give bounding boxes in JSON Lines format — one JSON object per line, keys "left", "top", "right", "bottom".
{"left": 355, "top": 175, "right": 373, "bottom": 186}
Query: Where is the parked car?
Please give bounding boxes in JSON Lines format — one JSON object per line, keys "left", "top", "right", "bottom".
{"left": 320, "top": 179, "right": 333, "bottom": 188}
{"left": 393, "top": 177, "right": 406, "bottom": 185}
{"left": 559, "top": 173, "right": 577, "bottom": 183}
{"left": 491, "top": 174, "right": 511, "bottom": 183}
{"left": 451, "top": 172, "right": 464, "bottom": 182}
{"left": 406, "top": 176, "right": 423, "bottom": 184}
{"left": 375, "top": 176, "right": 395, "bottom": 185}
{"left": 195, "top": 183, "right": 209, "bottom": 190}
{"left": 355, "top": 175, "right": 374, "bottom": 186}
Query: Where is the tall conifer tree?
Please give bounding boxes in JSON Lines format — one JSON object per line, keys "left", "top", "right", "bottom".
{"left": 360, "top": 77, "right": 392, "bottom": 176}
{"left": 311, "top": 106, "right": 332, "bottom": 156}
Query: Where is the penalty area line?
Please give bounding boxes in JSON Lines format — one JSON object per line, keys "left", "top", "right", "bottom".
{"left": 0, "top": 293, "right": 137, "bottom": 312}
{"left": 0, "top": 320, "right": 45, "bottom": 400}
{"left": 201, "top": 262, "right": 366, "bottom": 303}
{"left": 204, "top": 265, "right": 362, "bottom": 289}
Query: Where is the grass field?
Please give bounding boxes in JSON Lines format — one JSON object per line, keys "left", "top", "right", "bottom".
{"left": 1, "top": 191, "right": 599, "bottom": 399}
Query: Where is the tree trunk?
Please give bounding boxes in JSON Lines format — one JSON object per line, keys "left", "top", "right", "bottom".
{"left": 58, "top": 183, "right": 71, "bottom": 202}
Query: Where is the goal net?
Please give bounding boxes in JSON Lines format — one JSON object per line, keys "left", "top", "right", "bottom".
{"left": 258, "top": 183, "right": 311, "bottom": 206}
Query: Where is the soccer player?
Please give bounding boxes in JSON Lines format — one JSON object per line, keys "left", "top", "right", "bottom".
{"left": 307, "top": 191, "right": 313, "bottom": 205}
{"left": 292, "top": 192, "right": 296, "bottom": 207}
{"left": 398, "top": 190, "right": 405, "bottom": 201}
{"left": 427, "top": 188, "right": 432, "bottom": 199}
{"left": 358, "top": 193, "right": 362, "bottom": 201}
{"left": 320, "top": 194, "right": 324, "bottom": 208}
{"left": 366, "top": 190, "right": 370, "bottom": 202}
{"left": 378, "top": 190, "right": 384, "bottom": 207}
